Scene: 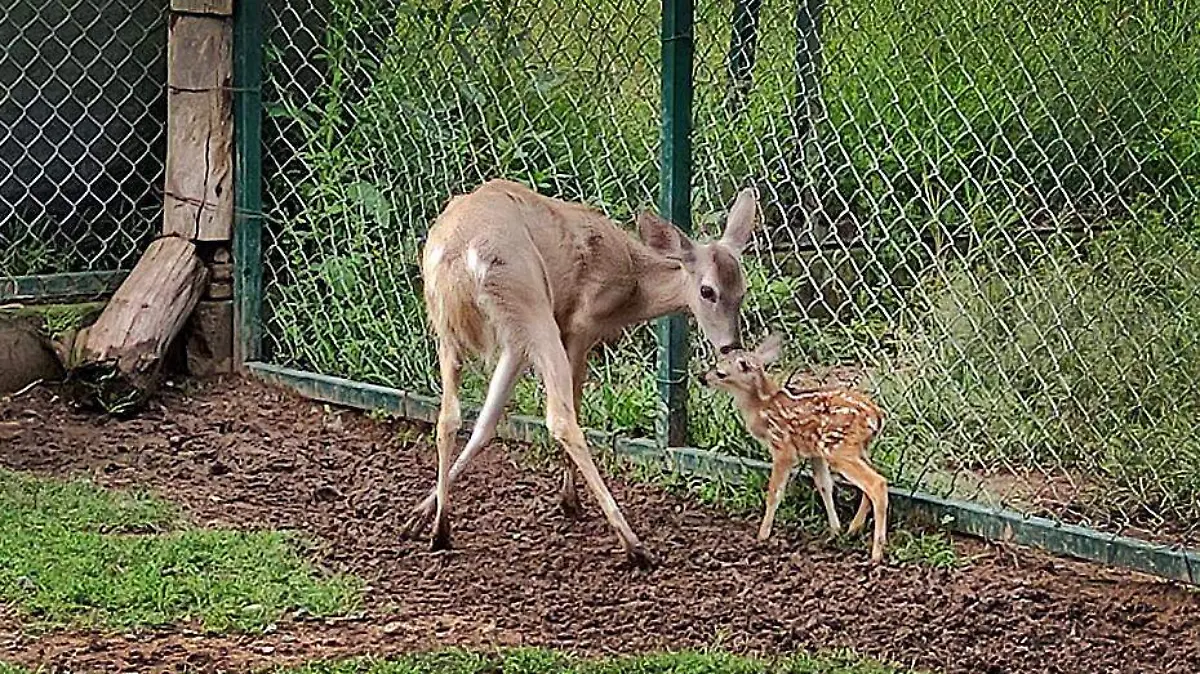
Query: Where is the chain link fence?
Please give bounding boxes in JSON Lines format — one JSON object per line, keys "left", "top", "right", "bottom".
{"left": 0, "top": 0, "right": 167, "bottom": 280}
{"left": 259, "top": 0, "right": 1200, "bottom": 546}
{"left": 684, "top": 0, "right": 1200, "bottom": 546}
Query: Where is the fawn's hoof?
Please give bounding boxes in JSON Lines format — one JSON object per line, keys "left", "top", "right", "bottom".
{"left": 625, "top": 545, "right": 656, "bottom": 570}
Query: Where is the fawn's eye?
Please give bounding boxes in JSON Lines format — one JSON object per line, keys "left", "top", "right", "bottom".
{"left": 715, "top": 370, "right": 727, "bottom": 380}
{"left": 699, "top": 285, "right": 717, "bottom": 302}
{"left": 738, "top": 359, "right": 751, "bottom": 373}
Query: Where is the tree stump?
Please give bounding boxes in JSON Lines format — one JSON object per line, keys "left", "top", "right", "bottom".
{"left": 67, "top": 236, "right": 209, "bottom": 415}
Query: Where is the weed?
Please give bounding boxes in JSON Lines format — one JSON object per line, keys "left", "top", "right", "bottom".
{"left": 886, "top": 530, "right": 960, "bottom": 569}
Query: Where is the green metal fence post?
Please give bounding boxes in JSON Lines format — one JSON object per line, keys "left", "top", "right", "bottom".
{"left": 657, "top": 0, "right": 695, "bottom": 448}
{"left": 233, "top": 0, "right": 265, "bottom": 366}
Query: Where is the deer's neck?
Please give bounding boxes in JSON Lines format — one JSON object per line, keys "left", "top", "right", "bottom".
{"left": 625, "top": 245, "right": 690, "bottom": 324}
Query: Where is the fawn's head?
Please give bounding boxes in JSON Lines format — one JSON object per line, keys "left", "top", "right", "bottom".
{"left": 699, "top": 333, "right": 783, "bottom": 398}
{"left": 636, "top": 187, "right": 760, "bottom": 355}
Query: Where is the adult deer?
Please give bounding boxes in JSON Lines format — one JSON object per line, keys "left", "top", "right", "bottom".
{"left": 405, "top": 179, "right": 760, "bottom": 567}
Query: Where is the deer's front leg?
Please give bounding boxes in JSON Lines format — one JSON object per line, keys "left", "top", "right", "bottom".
{"left": 758, "top": 449, "right": 797, "bottom": 541}
{"left": 535, "top": 334, "right": 651, "bottom": 568}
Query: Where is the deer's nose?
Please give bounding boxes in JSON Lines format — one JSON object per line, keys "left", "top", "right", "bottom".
{"left": 719, "top": 342, "right": 741, "bottom": 355}
{"left": 698, "top": 371, "right": 709, "bottom": 386}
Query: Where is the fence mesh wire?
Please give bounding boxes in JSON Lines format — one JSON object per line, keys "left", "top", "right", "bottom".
{"left": 0, "top": 0, "right": 167, "bottom": 279}
{"left": 260, "top": 0, "right": 1200, "bottom": 545}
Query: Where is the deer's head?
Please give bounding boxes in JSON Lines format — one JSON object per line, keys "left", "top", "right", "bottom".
{"left": 699, "top": 333, "right": 783, "bottom": 397}
{"left": 637, "top": 187, "right": 760, "bottom": 354}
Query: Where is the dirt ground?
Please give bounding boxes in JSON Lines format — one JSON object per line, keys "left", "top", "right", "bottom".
{"left": 2, "top": 377, "right": 1199, "bottom": 673}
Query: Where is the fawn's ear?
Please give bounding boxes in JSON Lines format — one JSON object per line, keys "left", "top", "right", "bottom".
{"left": 755, "top": 333, "right": 783, "bottom": 365}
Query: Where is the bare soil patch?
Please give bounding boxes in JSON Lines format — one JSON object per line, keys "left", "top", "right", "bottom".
{"left": 2, "top": 377, "right": 1198, "bottom": 673}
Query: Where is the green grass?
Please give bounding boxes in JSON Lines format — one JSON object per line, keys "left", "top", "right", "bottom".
{"left": 275, "top": 647, "right": 922, "bottom": 674}
{"left": 0, "top": 469, "right": 359, "bottom": 631}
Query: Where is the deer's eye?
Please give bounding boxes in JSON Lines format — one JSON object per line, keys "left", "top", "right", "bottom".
{"left": 738, "top": 359, "right": 751, "bottom": 373}
{"left": 715, "top": 370, "right": 727, "bottom": 380}
{"left": 699, "top": 285, "right": 717, "bottom": 302}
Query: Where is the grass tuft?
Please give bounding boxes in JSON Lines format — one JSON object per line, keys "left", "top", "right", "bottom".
{"left": 274, "top": 647, "right": 924, "bottom": 674}
{"left": 0, "top": 469, "right": 359, "bottom": 631}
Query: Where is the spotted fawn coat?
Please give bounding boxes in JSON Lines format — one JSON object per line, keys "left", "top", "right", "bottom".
{"left": 701, "top": 334, "right": 891, "bottom": 562}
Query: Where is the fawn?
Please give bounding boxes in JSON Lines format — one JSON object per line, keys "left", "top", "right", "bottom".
{"left": 700, "top": 334, "right": 890, "bottom": 562}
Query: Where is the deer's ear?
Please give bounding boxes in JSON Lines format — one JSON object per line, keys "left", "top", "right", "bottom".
{"left": 720, "top": 186, "right": 759, "bottom": 254}
{"left": 755, "top": 333, "right": 783, "bottom": 365}
{"left": 638, "top": 211, "right": 695, "bottom": 265}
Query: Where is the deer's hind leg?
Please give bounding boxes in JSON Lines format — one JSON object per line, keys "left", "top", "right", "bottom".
{"left": 558, "top": 335, "right": 593, "bottom": 519}
{"left": 403, "top": 346, "right": 526, "bottom": 539}
{"left": 431, "top": 338, "right": 463, "bottom": 550}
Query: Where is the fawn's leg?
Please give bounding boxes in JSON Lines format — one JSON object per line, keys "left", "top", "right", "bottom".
{"left": 847, "top": 493, "right": 872, "bottom": 535}
{"left": 832, "top": 456, "right": 889, "bottom": 563}
{"left": 811, "top": 457, "right": 841, "bottom": 534}
{"left": 758, "top": 452, "right": 797, "bottom": 541}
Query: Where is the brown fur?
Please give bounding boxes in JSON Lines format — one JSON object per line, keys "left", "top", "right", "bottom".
{"left": 701, "top": 334, "right": 891, "bottom": 563}
{"left": 410, "top": 179, "right": 761, "bottom": 567}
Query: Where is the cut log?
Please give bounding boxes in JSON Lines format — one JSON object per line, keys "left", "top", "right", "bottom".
{"left": 0, "top": 321, "right": 62, "bottom": 395}
{"left": 68, "top": 236, "right": 209, "bottom": 415}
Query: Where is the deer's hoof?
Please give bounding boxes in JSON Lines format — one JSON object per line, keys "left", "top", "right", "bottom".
{"left": 625, "top": 545, "right": 656, "bottom": 570}
{"left": 431, "top": 517, "right": 452, "bottom": 551}
{"left": 559, "top": 491, "right": 583, "bottom": 519}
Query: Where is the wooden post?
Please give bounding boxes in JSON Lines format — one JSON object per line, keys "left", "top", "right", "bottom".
{"left": 170, "top": 0, "right": 237, "bottom": 376}
{"left": 66, "top": 0, "right": 235, "bottom": 413}
{"left": 163, "top": 7, "right": 234, "bottom": 240}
